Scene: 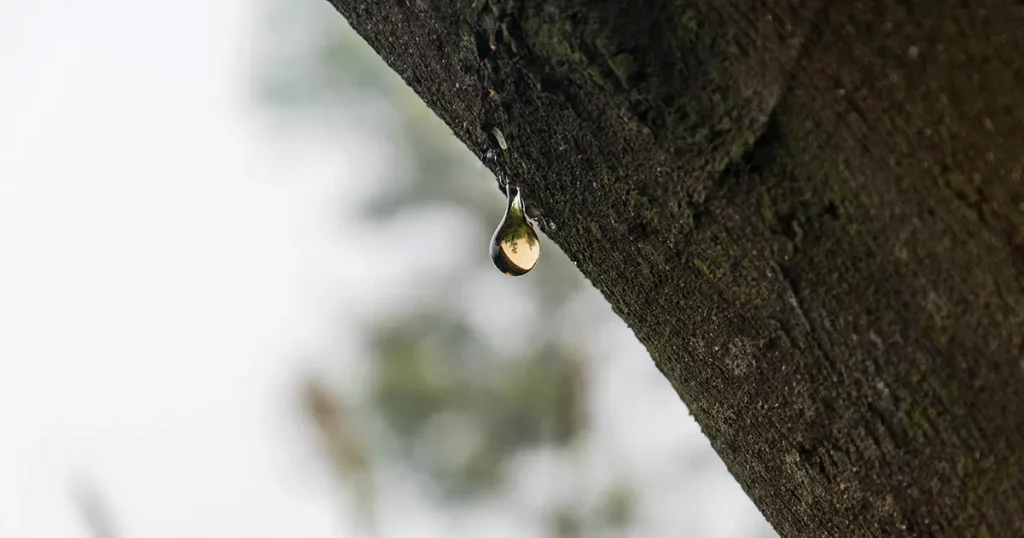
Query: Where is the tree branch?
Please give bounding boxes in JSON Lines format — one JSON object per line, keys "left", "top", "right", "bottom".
{"left": 325, "top": 0, "right": 1024, "bottom": 535}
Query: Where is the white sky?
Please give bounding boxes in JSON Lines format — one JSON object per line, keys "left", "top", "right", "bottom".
{"left": 0, "top": 1, "right": 357, "bottom": 536}
{"left": 0, "top": 1, "right": 773, "bottom": 537}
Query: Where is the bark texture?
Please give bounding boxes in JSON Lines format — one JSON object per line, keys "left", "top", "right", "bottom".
{"left": 325, "top": 0, "right": 1024, "bottom": 535}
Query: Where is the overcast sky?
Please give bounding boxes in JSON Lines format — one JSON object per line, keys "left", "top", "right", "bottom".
{"left": 0, "top": 1, "right": 361, "bottom": 536}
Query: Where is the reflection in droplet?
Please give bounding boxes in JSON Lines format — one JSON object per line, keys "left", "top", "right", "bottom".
{"left": 490, "top": 186, "right": 540, "bottom": 276}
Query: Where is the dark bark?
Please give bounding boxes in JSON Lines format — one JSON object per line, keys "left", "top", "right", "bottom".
{"left": 324, "top": 0, "right": 1024, "bottom": 535}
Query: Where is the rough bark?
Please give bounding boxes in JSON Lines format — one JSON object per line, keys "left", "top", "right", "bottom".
{"left": 324, "top": 0, "right": 1024, "bottom": 535}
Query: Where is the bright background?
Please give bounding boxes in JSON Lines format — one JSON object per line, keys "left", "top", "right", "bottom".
{"left": 0, "top": 1, "right": 775, "bottom": 537}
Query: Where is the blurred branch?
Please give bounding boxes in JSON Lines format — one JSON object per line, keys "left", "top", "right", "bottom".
{"left": 70, "top": 476, "right": 122, "bottom": 538}
{"left": 303, "top": 377, "right": 378, "bottom": 537}
{"left": 563, "top": 350, "right": 590, "bottom": 444}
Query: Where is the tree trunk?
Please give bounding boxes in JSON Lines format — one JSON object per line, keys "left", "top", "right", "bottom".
{"left": 324, "top": 0, "right": 1024, "bottom": 535}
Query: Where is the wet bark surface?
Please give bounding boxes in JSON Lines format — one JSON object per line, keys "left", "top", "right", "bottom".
{"left": 323, "top": 0, "right": 1024, "bottom": 535}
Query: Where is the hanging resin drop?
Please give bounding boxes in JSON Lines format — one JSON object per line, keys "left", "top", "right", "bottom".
{"left": 490, "top": 186, "right": 540, "bottom": 276}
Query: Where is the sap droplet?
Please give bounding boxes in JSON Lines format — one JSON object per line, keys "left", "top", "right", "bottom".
{"left": 490, "top": 186, "right": 540, "bottom": 276}
{"left": 542, "top": 217, "right": 558, "bottom": 232}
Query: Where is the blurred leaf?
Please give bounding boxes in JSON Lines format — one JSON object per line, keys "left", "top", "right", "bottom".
{"left": 303, "top": 378, "right": 376, "bottom": 530}
{"left": 596, "top": 483, "right": 636, "bottom": 529}
{"left": 489, "top": 350, "right": 589, "bottom": 449}
{"left": 305, "top": 379, "right": 370, "bottom": 473}
{"left": 549, "top": 507, "right": 584, "bottom": 538}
